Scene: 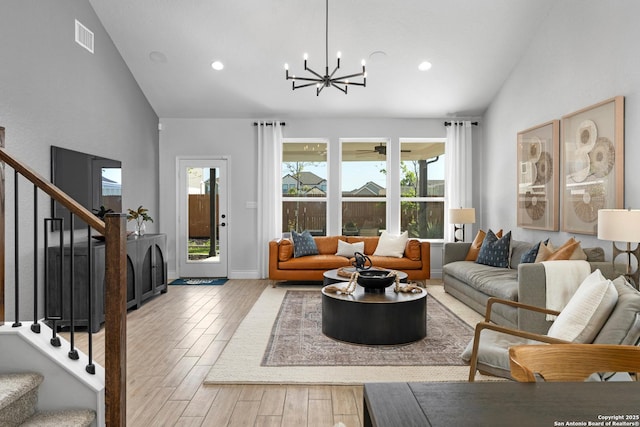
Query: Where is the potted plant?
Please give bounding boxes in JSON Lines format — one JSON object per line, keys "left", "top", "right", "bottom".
{"left": 127, "top": 205, "right": 153, "bottom": 236}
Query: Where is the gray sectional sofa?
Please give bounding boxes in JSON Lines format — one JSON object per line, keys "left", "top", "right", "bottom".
{"left": 443, "top": 240, "right": 619, "bottom": 334}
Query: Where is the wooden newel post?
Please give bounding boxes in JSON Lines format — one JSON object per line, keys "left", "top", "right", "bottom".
{"left": 104, "top": 213, "right": 127, "bottom": 426}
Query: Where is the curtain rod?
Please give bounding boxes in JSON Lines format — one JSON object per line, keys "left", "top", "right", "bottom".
{"left": 444, "top": 121, "right": 479, "bottom": 127}
{"left": 253, "top": 122, "right": 286, "bottom": 126}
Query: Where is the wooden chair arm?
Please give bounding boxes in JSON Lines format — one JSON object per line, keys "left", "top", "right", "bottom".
{"left": 484, "top": 297, "right": 561, "bottom": 323}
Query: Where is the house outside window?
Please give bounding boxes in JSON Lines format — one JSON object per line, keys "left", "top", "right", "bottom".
{"left": 399, "top": 139, "right": 446, "bottom": 239}
{"left": 341, "top": 140, "right": 387, "bottom": 236}
{"left": 281, "top": 140, "right": 327, "bottom": 235}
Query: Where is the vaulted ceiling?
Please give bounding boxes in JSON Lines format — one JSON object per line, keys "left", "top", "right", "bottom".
{"left": 88, "top": 0, "right": 555, "bottom": 119}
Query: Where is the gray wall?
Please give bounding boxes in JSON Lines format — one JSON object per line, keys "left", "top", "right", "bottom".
{"left": 0, "top": 1, "right": 159, "bottom": 320}
{"left": 481, "top": 0, "right": 640, "bottom": 256}
{"left": 158, "top": 118, "right": 483, "bottom": 279}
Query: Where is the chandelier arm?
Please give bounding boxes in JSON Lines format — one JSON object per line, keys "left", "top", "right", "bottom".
{"left": 334, "top": 71, "right": 366, "bottom": 81}
{"left": 303, "top": 66, "right": 325, "bottom": 80}
{"left": 294, "top": 81, "right": 322, "bottom": 90}
{"left": 288, "top": 76, "right": 323, "bottom": 83}
{"left": 329, "top": 64, "right": 341, "bottom": 79}
{"left": 334, "top": 80, "right": 365, "bottom": 87}
{"left": 330, "top": 82, "right": 348, "bottom": 93}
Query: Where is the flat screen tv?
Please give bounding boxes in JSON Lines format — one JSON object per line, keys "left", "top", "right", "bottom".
{"left": 51, "top": 146, "right": 122, "bottom": 229}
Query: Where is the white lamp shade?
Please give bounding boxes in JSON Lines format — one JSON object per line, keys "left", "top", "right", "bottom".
{"left": 597, "top": 209, "right": 640, "bottom": 243}
{"left": 449, "top": 208, "right": 476, "bottom": 224}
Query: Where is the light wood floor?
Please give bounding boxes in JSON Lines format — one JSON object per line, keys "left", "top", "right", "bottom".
{"left": 68, "top": 279, "right": 364, "bottom": 427}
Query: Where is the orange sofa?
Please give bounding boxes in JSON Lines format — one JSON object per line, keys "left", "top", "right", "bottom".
{"left": 268, "top": 235, "right": 430, "bottom": 283}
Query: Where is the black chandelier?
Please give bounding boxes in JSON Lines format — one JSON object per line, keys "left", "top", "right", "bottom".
{"left": 284, "top": 0, "right": 366, "bottom": 96}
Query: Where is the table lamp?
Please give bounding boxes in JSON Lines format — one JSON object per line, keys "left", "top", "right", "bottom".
{"left": 597, "top": 208, "right": 640, "bottom": 288}
{"left": 449, "top": 208, "right": 476, "bottom": 242}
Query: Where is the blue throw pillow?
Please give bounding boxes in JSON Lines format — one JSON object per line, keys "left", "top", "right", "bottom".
{"left": 291, "top": 230, "right": 319, "bottom": 258}
{"left": 476, "top": 230, "right": 512, "bottom": 268}
{"left": 520, "top": 239, "right": 548, "bottom": 264}
{"left": 520, "top": 241, "right": 541, "bottom": 264}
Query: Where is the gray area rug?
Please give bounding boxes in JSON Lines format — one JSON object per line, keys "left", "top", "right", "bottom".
{"left": 204, "top": 284, "right": 499, "bottom": 384}
{"left": 262, "top": 290, "right": 473, "bottom": 367}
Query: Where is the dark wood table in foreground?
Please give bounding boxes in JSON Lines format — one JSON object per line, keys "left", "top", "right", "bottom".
{"left": 364, "top": 382, "right": 640, "bottom": 427}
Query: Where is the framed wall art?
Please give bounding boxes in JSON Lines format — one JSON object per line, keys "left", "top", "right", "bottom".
{"left": 561, "top": 96, "right": 624, "bottom": 235}
{"left": 517, "top": 120, "right": 560, "bottom": 231}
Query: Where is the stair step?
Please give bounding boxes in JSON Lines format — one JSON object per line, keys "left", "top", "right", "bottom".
{"left": 0, "top": 373, "right": 43, "bottom": 426}
{"left": 19, "top": 409, "right": 96, "bottom": 427}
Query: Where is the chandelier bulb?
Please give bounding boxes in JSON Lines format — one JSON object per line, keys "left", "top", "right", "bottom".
{"left": 337, "top": 51, "right": 342, "bottom": 58}
{"left": 361, "top": 59, "right": 366, "bottom": 66}
{"left": 303, "top": 53, "right": 308, "bottom": 60}
{"left": 284, "top": 63, "right": 289, "bottom": 70}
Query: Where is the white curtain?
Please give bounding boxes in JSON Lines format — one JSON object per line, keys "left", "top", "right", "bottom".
{"left": 257, "top": 121, "right": 283, "bottom": 278}
{"left": 445, "top": 121, "right": 474, "bottom": 242}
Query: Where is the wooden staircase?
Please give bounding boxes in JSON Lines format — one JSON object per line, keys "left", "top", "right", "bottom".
{"left": 1, "top": 126, "right": 127, "bottom": 425}
{"left": 0, "top": 373, "right": 94, "bottom": 426}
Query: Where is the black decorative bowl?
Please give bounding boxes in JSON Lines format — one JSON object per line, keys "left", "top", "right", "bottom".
{"left": 356, "top": 269, "right": 396, "bottom": 293}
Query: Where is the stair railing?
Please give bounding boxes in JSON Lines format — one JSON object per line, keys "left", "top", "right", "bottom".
{"left": 0, "top": 126, "right": 127, "bottom": 426}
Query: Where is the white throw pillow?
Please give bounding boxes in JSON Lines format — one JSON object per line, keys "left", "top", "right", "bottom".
{"left": 335, "top": 240, "right": 365, "bottom": 258}
{"left": 373, "top": 231, "right": 409, "bottom": 258}
{"left": 547, "top": 269, "right": 618, "bottom": 343}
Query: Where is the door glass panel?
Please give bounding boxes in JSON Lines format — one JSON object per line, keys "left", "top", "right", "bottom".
{"left": 186, "top": 167, "right": 219, "bottom": 263}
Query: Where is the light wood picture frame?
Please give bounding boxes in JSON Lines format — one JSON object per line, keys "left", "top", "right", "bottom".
{"left": 517, "top": 120, "right": 560, "bottom": 231}
{"left": 561, "top": 96, "right": 624, "bottom": 235}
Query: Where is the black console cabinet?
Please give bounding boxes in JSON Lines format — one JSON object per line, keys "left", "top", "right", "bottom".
{"left": 46, "top": 233, "right": 167, "bottom": 332}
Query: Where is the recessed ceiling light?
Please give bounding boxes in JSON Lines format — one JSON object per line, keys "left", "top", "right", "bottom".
{"left": 211, "top": 61, "right": 224, "bottom": 71}
{"left": 418, "top": 61, "right": 432, "bottom": 71}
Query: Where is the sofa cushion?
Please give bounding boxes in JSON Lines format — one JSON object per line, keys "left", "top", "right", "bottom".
{"left": 442, "top": 261, "right": 519, "bottom": 301}
{"left": 346, "top": 236, "right": 379, "bottom": 255}
{"left": 476, "top": 230, "right": 511, "bottom": 268}
{"left": 584, "top": 247, "right": 605, "bottom": 262}
{"left": 593, "top": 275, "right": 640, "bottom": 346}
{"left": 367, "top": 256, "right": 423, "bottom": 271}
{"left": 536, "top": 238, "right": 588, "bottom": 262}
{"left": 465, "top": 229, "right": 503, "bottom": 261}
{"left": 373, "top": 231, "right": 409, "bottom": 258}
{"left": 546, "top": 269, "right": 618, "bottom": 343}
{"left": 519, "top": 240, "right": 543, "bottom": 264}
{"left": 335, "top": 239, "right": 364, "bottom": 258}
{"left": 278, "top": 254, "right": 351, "bottom": 270}
{"left": 291, "top": 230, "right": 319, "bottom": 258}
{"left": 405, "top": 239, "right": 421, "bottom": 261}
{"left": 278, "top": 239, "right": 293, "bottom": 261}
{"left": 510, "top": 239, "right": 536, "bottom": 268}
{"left": 460, "top": 329, "right": 544, "bottom": 378}
{"left": 313, "top": 236, "right": 341, "bottom": 255}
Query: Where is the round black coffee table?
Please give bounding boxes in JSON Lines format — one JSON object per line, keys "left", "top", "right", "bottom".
{"left": 321, "top": 283, "right": 427, "bottom": 345}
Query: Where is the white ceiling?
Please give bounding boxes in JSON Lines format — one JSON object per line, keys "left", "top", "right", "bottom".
{"left": 88, "top": 0, "right": 555, "bottom": 119}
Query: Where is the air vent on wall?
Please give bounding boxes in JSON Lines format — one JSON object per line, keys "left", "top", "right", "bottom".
{"left": 75, "top": 19, "right": 94, "bottom": 53}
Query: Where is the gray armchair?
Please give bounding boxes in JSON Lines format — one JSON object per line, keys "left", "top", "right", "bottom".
{"left": 463, "top": 275, "right": 640, "bottom": 382}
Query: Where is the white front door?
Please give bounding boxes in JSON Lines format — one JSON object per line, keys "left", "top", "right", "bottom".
{"left": 177, "top": 158, "right": 228, "bottom": 278}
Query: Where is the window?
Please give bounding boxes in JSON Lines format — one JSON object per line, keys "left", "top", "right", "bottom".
{"left": 279, "top": 137, "right": 446, "bottom": 240}
{"left": 400, "top": 140, "right": 445, "bottom": 239}
{"left": 341, "top": 140, "right": 388, "bottom": 236}
{"left": 281, "top": 140, "right": 327, "bottom": 235}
